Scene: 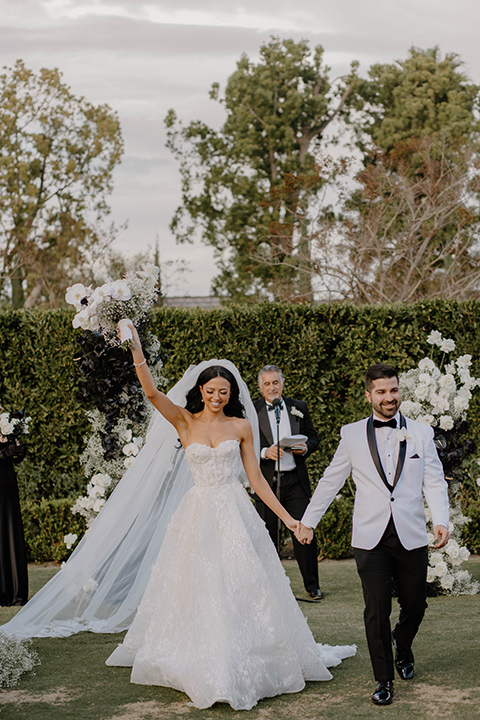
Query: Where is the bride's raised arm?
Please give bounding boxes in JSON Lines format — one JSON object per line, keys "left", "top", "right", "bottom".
{"left": 121, "top": 322, "right": 189, "bottom": 434}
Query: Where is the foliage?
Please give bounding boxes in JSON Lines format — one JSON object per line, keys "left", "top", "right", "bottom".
{"left": 2, "top": 301, "right": 480, "bottom": 558}
{"left": 336, "top": 137, "right": 480, "bottom": 303}
{"left": 165, "top": 37, "right": 358, "bottom": 301}
{"left": 0, "top": 59, "right": 123, "bottom": 309}
{"left": 315, "top": 495, "right": 354, "bottom": 560}
{"left": 356, "top": 46, "right": 480, "bottom": 152}
{"left": 0, "top": 631, "right": 39, "bottom": 687}
{"left": 22, "top": 498, "right": 87, "bottom": 562}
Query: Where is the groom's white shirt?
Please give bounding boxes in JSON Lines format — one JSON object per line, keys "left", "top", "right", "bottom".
{"left": 302, "top": 415, "right": 449, "bottom": 551}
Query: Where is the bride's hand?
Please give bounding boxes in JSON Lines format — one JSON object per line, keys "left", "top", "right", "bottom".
{"left": 117, "top": 320, "right": 142, "bottom": 353}
{"left": 285, "top": 516, "right": 300, "bottom": 534}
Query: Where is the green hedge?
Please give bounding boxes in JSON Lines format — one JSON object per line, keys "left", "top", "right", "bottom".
{"left": 2, "top": 301, "right": 480, "bottom": 558}
{"left": 22, "top": 498, "right": 86, "bottom": 563}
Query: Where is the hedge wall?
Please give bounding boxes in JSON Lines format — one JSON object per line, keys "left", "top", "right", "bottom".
{"left": 2, "top": 301, "right": 480, "bottom": 558}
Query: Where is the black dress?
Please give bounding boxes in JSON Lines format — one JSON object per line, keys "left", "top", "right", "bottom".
{"left": 0, "top": 443, "right": 28, "bottom": 606}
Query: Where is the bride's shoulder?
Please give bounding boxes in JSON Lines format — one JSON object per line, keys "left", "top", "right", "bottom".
{"left": 231, "top": 416, "right": 251, "bottom": 437}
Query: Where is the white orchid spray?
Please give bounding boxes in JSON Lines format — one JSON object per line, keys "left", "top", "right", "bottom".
{"left": 65, "top": 263, "right": 160, "bottom": 347}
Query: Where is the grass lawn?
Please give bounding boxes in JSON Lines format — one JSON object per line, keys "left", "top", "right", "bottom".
{"left": 1, "top": 556, "right": 479, "bottom": 720}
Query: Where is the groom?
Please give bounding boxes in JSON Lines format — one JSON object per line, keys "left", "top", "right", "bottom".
{"left": 297, "top": 363, "right": 449, "bottom": 705}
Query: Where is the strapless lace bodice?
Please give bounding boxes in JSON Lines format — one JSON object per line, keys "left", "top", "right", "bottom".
{"left": 184, "top": 439, "right": 243, "bottom": 488}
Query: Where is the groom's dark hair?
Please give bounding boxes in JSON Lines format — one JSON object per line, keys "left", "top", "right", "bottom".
{"left": 365, "top": 363, "right": 399, "bottom": 392}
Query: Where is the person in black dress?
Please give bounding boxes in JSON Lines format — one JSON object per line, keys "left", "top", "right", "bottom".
{"left": 0, "top": 437, "right": 28, "bottom": 606}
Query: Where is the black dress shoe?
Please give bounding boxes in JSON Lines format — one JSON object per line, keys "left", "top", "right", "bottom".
{"left": 306, "top": 588, "right": 323, "bottom": 600}
{"left": 371, "top": 680, "right": 394, "bottom": 705}
{"left": 393, "top": 637, "right": 414, "bottom": 680}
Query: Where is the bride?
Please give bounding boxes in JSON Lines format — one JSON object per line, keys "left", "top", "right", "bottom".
{"left": 106, "top": 325, "right": 355, "bottom": 709}
{"left": 2, "top": 324, "right": 355, "bottom": 710}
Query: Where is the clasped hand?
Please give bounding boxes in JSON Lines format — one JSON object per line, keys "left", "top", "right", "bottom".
{"left": 294, "top": 523, "right": 314, "bottom": 545}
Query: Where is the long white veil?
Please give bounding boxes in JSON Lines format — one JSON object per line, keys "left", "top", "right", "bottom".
{"left": 2, "top": 359, "right": 259, "bottom": 639}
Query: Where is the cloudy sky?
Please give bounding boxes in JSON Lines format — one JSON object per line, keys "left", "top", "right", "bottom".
{"left": 2, "top": 0, "right": 480, "bottom": 295}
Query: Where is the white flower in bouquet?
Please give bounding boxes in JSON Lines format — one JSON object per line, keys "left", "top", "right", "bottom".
{"left": 417, "top": 413, "right": 435, "bottom": 425}
{"left": 418, "top": 372, "right": 432, "bottom": 385}
{"left": 456, "top": 354, "right": 472, "bottom": 369}
{"left": 124, "top": 456, "right": 135, "bottom": 469}
{"left": 426, "top": 531, "right": 435, "bottom": 545}
{"left": 445, "top": 361, "right": 456, "bottom": 374}
{"left": 0, "top": 421, "right": 15, "bottom": 435}
{"left": 427, "top": 330, "right": 443, "bottom": 345}
{"left": 418, "top": 357, "right": 436, "bottom": 372}
{"left": 110, "top": 279, "right": 132, "bottom": 301}
{"left": 439, "top": 415, "right": 454, "bottom": 431}
{"left": 123, "top": 442, "right": 139, "bottom": 457}
{"left": 454, "top": 396, "right": 470, "bottom": 413}
{"left": 63, "top": 533, "right": 78, "bottom": 550}
{"left": 440, "top": 338, "right": 456, "bottom": 353}
{"left": 439, "top": 374, "right": 456, "bottom": 392}
{"left": 439, "top": 574, "right": 455, "bottom": 591}
{"left": 429, "top": 551, "right": 443, "bottom": 566}
{"left": 426, "top": 566, "right": 437, "bottom": 583}
{"left": 445, "top": 539, "right": 460, "bottom": 559}
{"left": 93, "top": 497, "right": 106, "bottom": 513}
{"left": 414, "top": 385, "right": 430, "bottom": 401}
{"left": 91, "top": 473, "right": 112, "bottom": 489}
{"left": 65, "top": 283, "right": 92, "bottom": 308}
{"left": 434, "top": 561, "right": 448, "bottom": 577}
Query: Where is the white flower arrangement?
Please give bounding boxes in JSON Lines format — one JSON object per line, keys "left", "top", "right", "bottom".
{"left": 400, "top": 332, "right": 480, "bottom": 429}
{"left": 65, "top": 263, "right": 160, "bottom": 347}
{"left": 401, "top": 330, "right": 480, "bottom": 597}
{"left": 290, "top": 406, "right": 304, "bottom": 418}
{"left": 0, "top": 411, "right": 31, "bottom": 442}
{"left": 425, "top": 497, "right": 479, "bottom": 596}
{"left": 63, "top": 533, "right": 78, "bottom": 550}
{"left": 69, "top": 411, "right": 151, "bottom": 530}
{"left": 0, "top": 631, "right": 40, "bottom": 687}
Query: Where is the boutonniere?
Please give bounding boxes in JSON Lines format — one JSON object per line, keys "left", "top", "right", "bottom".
{"left": 290, "top": 406, "right": 304, "bottom": 419}
{"left": 395, "top": 428, "right": 413, "bottom": 443}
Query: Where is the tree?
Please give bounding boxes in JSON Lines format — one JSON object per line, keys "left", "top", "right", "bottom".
{"left": 268, "top": 137, "right": 480, "bottom": 303}
{"left": 356, "top": 47, "right": 480, "bottom": 153}
{"left": 0, "top": 60, "right": 123, "bottom": 308}
{"left": 165, "top": 37, "right": 358, "bottom": 301}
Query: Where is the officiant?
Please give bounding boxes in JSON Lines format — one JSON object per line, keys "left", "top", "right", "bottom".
{"left": 254, "top": 365, "right": 322, "bottom": 600}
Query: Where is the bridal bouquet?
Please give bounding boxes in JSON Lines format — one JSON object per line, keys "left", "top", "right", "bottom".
{"left": 65, "top": 263, "right": 160, "bottom": 347}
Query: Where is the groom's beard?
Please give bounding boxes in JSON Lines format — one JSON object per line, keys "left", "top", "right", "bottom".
{"left": 371, "top": 398, "right": 400, "bottom": 420}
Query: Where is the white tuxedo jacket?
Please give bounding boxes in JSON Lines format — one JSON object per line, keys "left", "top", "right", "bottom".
{"left": 302, "top": 415, "right": 449, "bottom": 550}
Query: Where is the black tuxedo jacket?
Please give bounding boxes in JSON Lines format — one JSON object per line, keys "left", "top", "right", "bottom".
{"left": 254, "top": 396, "right": 319, "bottom": 497}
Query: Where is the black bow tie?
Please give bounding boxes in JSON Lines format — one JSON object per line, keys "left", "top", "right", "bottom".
{"left": 267, "top": 403, "right": 284, "bottom": 411}
{"left": 373, "top": 418, "right": 397, "bottom": 429}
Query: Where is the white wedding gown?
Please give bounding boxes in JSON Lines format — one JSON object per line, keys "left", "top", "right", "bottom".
{"left": 106, "top": 439, "right": 355, "bottom": 710}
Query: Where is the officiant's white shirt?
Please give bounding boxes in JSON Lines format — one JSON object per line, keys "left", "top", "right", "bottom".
{"left": 261, "top": 402, "right": 296, "bottom": 472}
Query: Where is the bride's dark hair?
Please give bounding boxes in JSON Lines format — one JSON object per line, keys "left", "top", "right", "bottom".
{"left": 185, "top": 365, "right": 246, "bottom": 418}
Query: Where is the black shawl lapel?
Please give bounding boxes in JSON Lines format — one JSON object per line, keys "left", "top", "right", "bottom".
{"left": 258, "top": 399, "right": 274, "bottom": 446}
{"left": 393, "top": 413, "right": 407, "bottom": 489}
{"left": 366, "top": 415, "right": 393, "bottom": 492}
